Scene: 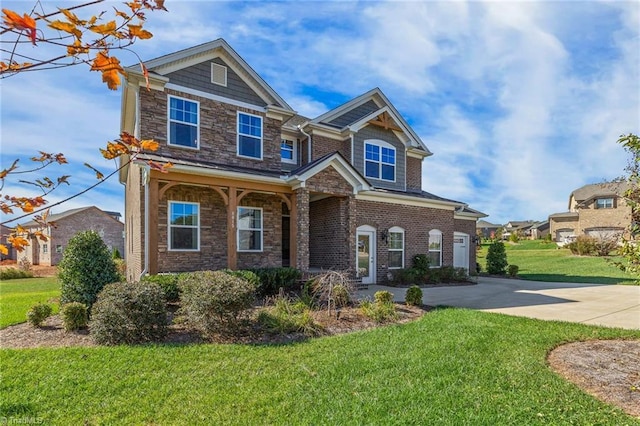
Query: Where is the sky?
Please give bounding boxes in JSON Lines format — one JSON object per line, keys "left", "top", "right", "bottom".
{"left": 1, "top": 0, "right": 639, "bottom": 226}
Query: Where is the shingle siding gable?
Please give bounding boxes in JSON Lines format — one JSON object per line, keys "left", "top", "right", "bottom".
{"left": 353, "top": 125, "right": 406, "bottom": 191}
{"left": 327, "top": 100, "right": 379, "bottom": 128}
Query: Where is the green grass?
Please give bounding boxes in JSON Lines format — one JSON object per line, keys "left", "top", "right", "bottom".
{"left": 478, "top": 240, "right": 637, "bottom": 284}
{"left": 1, "top": 309, "right": 638, "bottom": 424}
{"left": 0, "top": 277, "right": 60, "bottom": 328}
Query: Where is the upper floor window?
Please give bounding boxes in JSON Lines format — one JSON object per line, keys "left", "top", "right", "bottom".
{"left": 237, "top": 207, "right": 263, "bottom": 251}
{"left": 595, "top": 198, "right": 614, "bottom": 209}
{"left": 388, "top": 226, "right": 404, "bottom": 269}
{"left": 237, "top": 112, "right": 263, "bottom": 159}
{"left": 428, "top": 229, "right": 442, "bottom": 268}
{"left": 42, "top": 244, "right": 48, "bottom": 254}
{"left": 281, "top": 139, "right": 297, "bottom": 164}
{"left": 168, "top": 201, "right": 199, "bottom": 251}
{"left": 168, "top": 96, "right": 199, "bottom": 149}
{"left": 365, "top": 141, "right": 395, "bottom": 182}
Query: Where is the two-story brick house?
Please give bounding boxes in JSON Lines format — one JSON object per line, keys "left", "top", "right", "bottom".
{"left": 17, "top": 206, "right": 124, "bottom": 266}
{"left": 119, "top": 39, "right": 485, "bottom": 283}
{"left": 549, "top": 182, "right": 631, "bottom": 242}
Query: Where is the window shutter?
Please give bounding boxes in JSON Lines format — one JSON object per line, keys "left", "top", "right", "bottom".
{"left": 211, "top": 63, "right": 227, "bottom": 86}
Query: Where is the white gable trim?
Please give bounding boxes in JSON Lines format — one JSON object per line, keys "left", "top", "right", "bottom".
{"left": 286, "top": 154, "right": 372, "bottom": 194}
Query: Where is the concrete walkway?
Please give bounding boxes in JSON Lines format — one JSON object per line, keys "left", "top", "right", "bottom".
{"left": 359, "top": 277, "right": 640, "bottom": 330}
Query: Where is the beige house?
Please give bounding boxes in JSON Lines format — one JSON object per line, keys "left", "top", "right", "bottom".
{"left": 17, "top": 206, "right": 124, "bottom": 266}
{"left": 549, "top": 182, "right": 631, "bottom": 242}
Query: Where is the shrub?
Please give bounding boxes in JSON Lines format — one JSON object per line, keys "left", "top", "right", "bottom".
{"left": 257, "top": 296, "right": 322, "bottom": 336}
{"left": 509, "top": 232, "right": 520, "bottom": 243}
{"left": 593, "top": 237, "right": 619, "bottom": 257}
{"left": 566, "top": 235, "right": 597, "bottom": 256}
{"left": 58, "top": 230, "right": 120, "bottom": 310}
{"left": 486, "top": 241, "right": 508, "bottom": 274}
{"left": 0, "top": 267, "right": 33, "bottom": 280}
{"left": 90, "top": 282, "right": 168, "bottom": 345}
{"left": 112, "top": 247, "right": 122, "bottom": 259}
{"left": 307, "top": 271, "right": 358, "bottom": 315}
{"left": 405, "top": 285, "right": 423, "bottom": 306}
{"left": 360, "top": 298, "right": 398, "bottom": 323}
{"left": 18, "top": 258, "right": 32, "bottom": 272}
{"left": 60, "top": 302, "right": 88, "bottom": 331}
{"left": 391, "top": 268, "right": 422, "bottom": 286}
{"left": 142, "top": 273, "right": 182, "bottom": 303}
{"left": 178, "top": 270, "right": 256, "bottom": 337}
{"left": 26, "top": 303, "right": 52, "bottom": 327}
{"left": 508, "top": 264, "right": 519, "bottom": 277}
{"left": 223, "top": 269, "right": 261, "bottom": 289}
{"left": 412, "top": 254, "right": 430, "bottom": 272}
{"left": 248, "top": 267, "right": 301, "bottom": 296}
{"left": 332, "top": 284, "right": 350, "bottom": 308}
{"left": 113, "top": 258, "right": 126, "bottom": 281}
{"left": 374, "top": 290, "right": 394, "bottom": 304}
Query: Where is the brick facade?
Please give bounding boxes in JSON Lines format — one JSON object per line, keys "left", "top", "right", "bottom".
{"left": 406, "top": 157, "right": 423, "bottom": 191}
{"left": 311, "top": 134, "right": 350, "bottom": 161}
{"left": 549, "top": 195, "right": 631, "bottom": 241}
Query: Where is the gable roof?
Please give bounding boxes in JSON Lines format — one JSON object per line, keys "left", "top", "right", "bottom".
{"left": 19, "top": 206, "right": 122, "bottom": 228}
{"left": 477, "top": 219, "right": 500, "bottom": 228}
{"left": 306, "top": 88, "right": 432, "bottom": 156}
{"left": 126, "top": 38, "right": 293, "bottom": 112}
{"left": 570, "top": 181, "right": 628, "bottom": 207}
{"left": 286, "top": 151, "right": 372, "bottom": 193}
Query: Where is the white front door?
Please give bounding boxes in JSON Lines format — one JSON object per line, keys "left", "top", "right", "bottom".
{"left": 357, "top": 228, "right": 376, "bottom": 284}
{"left": 453, "top": 232, "right": 469, "bottom": 271}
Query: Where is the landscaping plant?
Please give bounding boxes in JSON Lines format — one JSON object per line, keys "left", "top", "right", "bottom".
{"left": 90, "top": 281, "right": 168, "bottom": 345}
{"left": 361, "top": 290, "right": 398, "bottom": 323}
{"left": 60, "top": 302, "right": 88, "bottom": 331}
{"left": 26, "top": 302, "right": 52, "bottom": 327}
{"left": 58, "top": 230, "right": 120, "bottom": 310}
{"left": 142, "top": 273, "right": 183, "bottom": 303}
{"left": 508, "top": 264, "right": 519, "bottom": 277}
{"left": 486, "top": 240, "right": 508, "bottom": 274}
{"left": 405, "top": 285, "right": 423, "bottom": 306}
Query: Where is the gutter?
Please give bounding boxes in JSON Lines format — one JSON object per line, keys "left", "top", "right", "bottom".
{"left": 139, "top": 164, "right": 150, "bottom": 281}
{"left": 298, "top": 124, "right": 312, "bottom": 164}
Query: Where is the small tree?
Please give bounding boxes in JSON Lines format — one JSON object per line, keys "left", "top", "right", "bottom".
{"left": 486, "top": 241, "right": 508, "bottom": 275}
{"left": 58, "top": 230, "right": 119, "bottom": 309}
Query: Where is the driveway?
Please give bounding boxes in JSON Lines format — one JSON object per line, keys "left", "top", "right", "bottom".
{"left": 359, "top": 277, "right": 640, "bottom": 330}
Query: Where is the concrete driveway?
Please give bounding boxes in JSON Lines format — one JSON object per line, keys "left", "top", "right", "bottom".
{"left": 359, "top": 277, "right": 640, "bottom": 330}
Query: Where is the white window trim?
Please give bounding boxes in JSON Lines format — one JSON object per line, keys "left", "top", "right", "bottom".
{"left": 168, "top": 201, "right": 200, "bottom": 252}
{"left": 364, "top": 139, "right": 396, "bottom": 183}
{"left": 237, "top": 111, "right": 263, "bottom": 160}
{"left": 281, "top": 138, "right": 297, "bottom": 164}
{"left": 167, "top": 95, "right": 200, "bottom": 150}
{"left": 237, "top": 206, "right": 263, "bottom": 252}
{"left": 388, "top": 226, "right": 404, "bottom": 269}
{"left": 428, "top": 229, "right": 442, "bottom": 268}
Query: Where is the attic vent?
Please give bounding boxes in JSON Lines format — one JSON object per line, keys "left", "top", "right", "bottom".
{"left": 211, "top": 63, "right": 227, "bottom": 86}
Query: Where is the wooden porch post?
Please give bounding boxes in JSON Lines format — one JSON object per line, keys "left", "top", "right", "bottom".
{"left": 227, "top": 186, "right": 237, "bottom": 270}
{"left": 148, "top": 178, "right": 159, "bottom": 275}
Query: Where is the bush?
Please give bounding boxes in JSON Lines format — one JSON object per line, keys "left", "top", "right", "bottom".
{"left": 412, "top": 254, "right": 430, "bottom": 272}
{"left": 249, "top": 267, "right": 301, "bottom": 296}
{"left": 58, "top": 230, "right": 120, "bottom": 310}
{"left": 391, "top": 268, "right": 422, "bottom": 286}
{"left": 90, "top": 282, "right": 168, "bottom": 345}
{"left": 178, "top": 270, "right": 256, "bottom": 337}
{"left": 18, "top": 258, "right": 32, "bottom": 272}
{"left": 307, "top": 271, "right": 358, "bottom": 315}
{"left": 566, "top": 235, "right": 597, "bottom": 256}
{"left": 405, "top": 285, "right": 423, "bottom": 306}
{"left": 0, "top": 267, "right": 33, "bottom": 280}
{"left": 508, "top": 264, "right": 519, "bottom": 277}
{"left": 257, "top": 296, "right": 322, "bottom": 336}
{"left": 593, "top": 237, "right": 619, "bottom": 257}
{"left": 486, "top": 241, "right": 508, "bottom": 274}
{"left": 332, "top": 284, "right": 350, "bottom": 308}
{"left": 223, "top": 269, "right": 261, "bottom": 288}
{"left": 142, "top": 274, "right": 182, "bottom": 303}
{"left": 113, "top": 258, "right": 126, "bottom": 281}
{"left": 360, "top": 297, "right": 398, "bottom": 323}
{"left": 26, "top": 302, "right": 52, "bottom": 327}
{"left": 112, "top": 247, "right": 122, "bottom": 259}
{"left": 509, "top": 232, "right": 519, "bottom": 243}
{"left": 374, "top": 290, "right": 394, "bottom": 304}
{"left": 60, "top": 302, "right": 88, "bottom": 331}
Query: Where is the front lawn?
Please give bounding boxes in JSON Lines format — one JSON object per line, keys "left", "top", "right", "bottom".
{"left": 1, "top": 309, "right": 639, "bottom": 424}
{"left": 0, "top": 277, "right": 60, "bottom": 328}
{"left": 478, "top": 240, "right": 637, "bottom": 284}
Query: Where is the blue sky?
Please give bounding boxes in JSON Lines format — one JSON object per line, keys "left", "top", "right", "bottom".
{"left": 1, "top": 0, "right": 638, "bottom": 226}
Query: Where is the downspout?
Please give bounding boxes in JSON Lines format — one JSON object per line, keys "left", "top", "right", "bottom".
{"left": 298, "top": 125, "right": 312, "bottom": 163}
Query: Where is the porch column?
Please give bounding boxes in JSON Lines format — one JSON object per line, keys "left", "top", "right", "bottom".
{"left": 227, "top": 186, "right": 237, "bottom": 270}
{"left": 290, "top": 193, "right": 298, "bottom": 269}
{"left": 345, "top": 194, "right": 357, "bottom": 273}
{"left": 148, "top": 178, "right": 159, "bottom": 275}
{"left": 294, "top": 187, "right": 309, "bottom": 272}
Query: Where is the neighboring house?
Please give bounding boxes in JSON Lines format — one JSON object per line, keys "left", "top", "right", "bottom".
{"left": 17, "top": 206, "right": 124, "bottom": 266}
{"left": 549, "top": 182, "right": 631, "bottom": 243}
{"left": 0, "top": 224, "right": 17, "bottom": 261}
{"left": 119, "top": 38, "right": 485, "bottom": 283}
{"left": 476, "top": 219, "right": 501, "bottom": 239}
{"left": 528, "top": 220, "right": 550, "bottom": 240}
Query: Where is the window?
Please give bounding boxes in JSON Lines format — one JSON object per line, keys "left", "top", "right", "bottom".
{"left": 168, "top": 201, "right": 199, "bottom": 250}
{"left": 168, "top": 96, "right": 199, "bottom": 148}
{"left": 42, "top": 244, "right": 48, "bottom": 254}
{"left": 237, "top": 207, "right": 262, "bottom": 251}
{"left": 428, "top": 229, "right": 442, "bottom": 267}
{"left": 388, "top": 226, "right": 404, "bottom": 269}
{"left": 364, "top": 141, "right": 395, "bottom": 181}
{"left": 55, "top": 245, "right": 63, "bottom": 253}
{"left": 237, "top": 112, "right": 262, "bottom": 159}
{"left": 211, "top": 62, "right": 227, "bottom": 86}
{"left": 596, "top": 198, "right": 614, "bottom": 209}
{"left": 281, "top": 139, "right": 296, "bottom": 164}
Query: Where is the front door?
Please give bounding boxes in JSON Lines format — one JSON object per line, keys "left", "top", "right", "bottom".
{"left": 357, "top": 228, "right": 376, "bottom": 284}
{"left": 453, "top": 232, "right": 469, "bottom": 271}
